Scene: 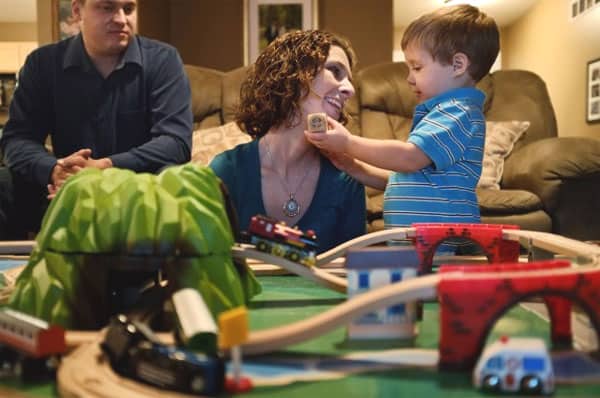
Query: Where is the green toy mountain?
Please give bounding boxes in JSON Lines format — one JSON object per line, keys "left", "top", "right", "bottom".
{"left": 8, "top": 164, "right": 261, "bottom": 329}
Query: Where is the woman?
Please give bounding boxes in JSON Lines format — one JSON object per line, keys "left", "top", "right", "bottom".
{"left": 209, "top": 30, "right": 366, "bottom": 253}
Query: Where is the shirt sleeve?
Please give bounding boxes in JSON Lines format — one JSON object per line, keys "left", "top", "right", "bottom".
{"left": 1, "top": 50, "right": 57, "bottom": 186}
{"left": 408, "top": 100, "right": 475, "bottom": 171}
{"left": 109, "top": 46, "right": 193, "bottom": 172}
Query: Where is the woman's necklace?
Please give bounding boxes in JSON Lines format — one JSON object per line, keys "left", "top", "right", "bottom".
{"left": 263, "top": 136, "right": 314, "bottom": 218}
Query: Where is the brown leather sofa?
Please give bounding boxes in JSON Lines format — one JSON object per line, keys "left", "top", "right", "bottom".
{"left": 185, "top": 63, "right": 600, "bottom": 241}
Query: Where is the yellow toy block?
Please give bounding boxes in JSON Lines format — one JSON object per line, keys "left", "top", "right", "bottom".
{"left": 218, "top": 306, "right": 249, "bottom": 349}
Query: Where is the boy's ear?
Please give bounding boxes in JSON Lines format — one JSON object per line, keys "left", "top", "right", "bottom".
{"left": 452, "top": 53, "right": 470, "bottom": 76}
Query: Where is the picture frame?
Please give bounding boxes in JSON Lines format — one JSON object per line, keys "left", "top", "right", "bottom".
{"left": 587, "top": 58, "right": 600, "bottom": 123}
{"left": 52, "top": 0, "right": 80, "bottom": 42}
{"left": 245, "top": 0, "right": 317, "bottom": 65}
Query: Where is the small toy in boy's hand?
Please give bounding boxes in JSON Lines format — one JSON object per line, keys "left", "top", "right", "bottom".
{"left": 307, "top": 113, "right": 328, "bottom": 133}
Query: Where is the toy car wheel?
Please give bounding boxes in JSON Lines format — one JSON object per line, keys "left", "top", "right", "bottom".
{"left": 272, "top": 246, "right": 284, "bottom": 257}
{"left": 481, "top": 374, "right": 501, "bottom": 392}
{"left": 190, "top": 375, "right": 205, "bottom": 393}
{"left": 520, "top": 375, "right": 543, "bottom": 394}
{"left": 257, "top": 241, "right": 270, "bottom": 252}
{"left": 287, "top": 252, "right": 300, "bottom": 262}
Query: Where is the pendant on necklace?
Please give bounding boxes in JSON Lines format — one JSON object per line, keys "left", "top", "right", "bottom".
{"left": 283, "top": 195, "right": 300, "bottom": 217}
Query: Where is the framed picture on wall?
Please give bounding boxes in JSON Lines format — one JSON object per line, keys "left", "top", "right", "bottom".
{"left": 588, "top": 58, "right": 600, "bottom": 123}
{"left": 52, "top": 0, "right": 80, "bottom": 42}
{"left": 245, "top": 0, "right": 317, "bottom": 65}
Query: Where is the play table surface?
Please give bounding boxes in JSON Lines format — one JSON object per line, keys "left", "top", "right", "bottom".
{"left": 1, "top": 265, "right": 600, "bottom": 397}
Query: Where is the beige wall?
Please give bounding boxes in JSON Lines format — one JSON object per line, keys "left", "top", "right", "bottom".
{"left": 36, "top": 0, "right": 53, "bottom": 45}
{"left": 138, "top": 0, "right": 171, "bottom": 43}
{"left": 319, "top": 0, "right": 393, "bottom": 69}
{"left": 503, "top": 0, "right": 600, "bottom": 138}
{"left": 169, "top": 0, "right": 244, "bottom": 71}
{"left": 33, "top": 0, "right": 392, "bottom": 71}
{"left": 166, "top": 0, "right": 392, "bottom": 71}
{"left": 0, "top": 23, "right": 37, "bottom": 41}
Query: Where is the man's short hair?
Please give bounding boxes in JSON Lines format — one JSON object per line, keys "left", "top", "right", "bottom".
{"left": 401, "top": 4, "right": 500, "bottom": 82}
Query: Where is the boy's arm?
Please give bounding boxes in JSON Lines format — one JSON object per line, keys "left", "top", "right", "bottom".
{"left": 321, "top": 150, "right": 390, "bottom": 190}
{"left": 305, "top": 117, "right": 431, "bottom": 173}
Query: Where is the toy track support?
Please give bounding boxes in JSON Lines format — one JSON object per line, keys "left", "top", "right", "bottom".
{"left": 436, "top": 260, "right": 600, "bottom": 371}
{"left": 412, "top": 223, "right": 521, "bottom": 275}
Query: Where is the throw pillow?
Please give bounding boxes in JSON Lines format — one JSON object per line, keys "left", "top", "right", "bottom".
{"left": 477, "top": 120, "right": 530, "bottom": 190}
{"left": 191, "top": 122, "right": 252, "bottom": 166}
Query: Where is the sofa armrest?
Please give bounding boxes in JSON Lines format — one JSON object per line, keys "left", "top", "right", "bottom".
{"left": 502, "top": 137, "right": 600, "bottom": 239}
{"left": 503, "top": 137, "right": 600, "bottom": 210}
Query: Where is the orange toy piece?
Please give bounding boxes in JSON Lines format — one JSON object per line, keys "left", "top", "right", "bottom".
{"left": 218, "top": 306, "right": 253, "bottom": 394}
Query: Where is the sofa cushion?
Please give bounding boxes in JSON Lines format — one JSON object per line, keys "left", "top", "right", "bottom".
{"left": 184, "top": 65, "right": 224, "bottom": 126}
{"left": 477, "top": 188, "right": 543, "bottom": 214}
{"left": 478, "top": 120, "right": 530, "bottom": 190}
{"left": 191, "top": 122, "right": 252, "bottom": 166}
{"left": 368, "top": 187, "right": 543, "bottom": 218}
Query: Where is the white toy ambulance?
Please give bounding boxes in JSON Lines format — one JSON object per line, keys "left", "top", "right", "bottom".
{"left": 473, "top": 336, "right": 554, "bottom": 395}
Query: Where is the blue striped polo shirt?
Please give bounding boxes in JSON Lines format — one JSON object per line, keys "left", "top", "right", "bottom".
{"left": 383, "top": 87, "right": 485, "bottom": 229}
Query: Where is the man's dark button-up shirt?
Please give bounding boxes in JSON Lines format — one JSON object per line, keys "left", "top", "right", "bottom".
{"left": 0, "top": 34, "right": 193, "bottom": 186}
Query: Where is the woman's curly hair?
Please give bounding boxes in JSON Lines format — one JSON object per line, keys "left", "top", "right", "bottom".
{"left": 236, "top": 30, "right": 356, "bottom": 138}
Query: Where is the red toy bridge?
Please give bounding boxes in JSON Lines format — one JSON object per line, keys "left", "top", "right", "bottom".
{"left": 437, "top": 260, "right": 600, "bottom": 370}
{"left": 411, "top": 223, "right": 521, "bottom": 274}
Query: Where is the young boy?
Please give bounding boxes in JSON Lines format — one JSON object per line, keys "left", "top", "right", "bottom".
{"left": 305, "top": 5, "right": 499, "bottom": 238}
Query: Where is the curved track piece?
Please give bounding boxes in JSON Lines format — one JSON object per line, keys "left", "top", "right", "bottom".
{"left": 57, "top": 334, "right": 195, "bottom": 397}
{"left": 315, "top": 228, "right": 414, "bottom": 266}
{"left": 503, "top": 229, "right": 600, "bottom": 263}
{"left": 232, "top": 245, "right": 347, "bottom": 293}
{"left": 242, "top": 273, "right": 441, "bottom": 355}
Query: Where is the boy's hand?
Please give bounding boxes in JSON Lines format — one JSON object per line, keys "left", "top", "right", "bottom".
{"left": 304, "top": 116, "right": 352, "bottom": 154}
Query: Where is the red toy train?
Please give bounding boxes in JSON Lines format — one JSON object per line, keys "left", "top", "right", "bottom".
{"left": 0, "top": 308, "right": 66, "bottom": 380}
{"left": 247, "top": 214, "right": 318, "bottom": 266}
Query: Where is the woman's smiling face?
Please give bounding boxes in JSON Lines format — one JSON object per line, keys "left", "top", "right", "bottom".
{"left": 302, "top": 45, "right": 355, "bottom": 122}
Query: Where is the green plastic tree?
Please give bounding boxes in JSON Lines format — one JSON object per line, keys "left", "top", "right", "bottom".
{"left": 9, "top": 164, "right": 261, "bottom": 329}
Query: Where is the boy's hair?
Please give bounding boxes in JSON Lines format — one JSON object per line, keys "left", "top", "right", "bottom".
{"left": 236, "top": 29, "right": 356, "bottom": 138}
{"left": 401, "top": 4, "right": 499, "bottom": 82}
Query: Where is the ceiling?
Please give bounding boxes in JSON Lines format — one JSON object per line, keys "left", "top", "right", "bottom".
{"left": 394, "top": 0, "right": 539, "bottom": 28}
{"left": 1, "top": 0, "right": 539, "bottom": 26}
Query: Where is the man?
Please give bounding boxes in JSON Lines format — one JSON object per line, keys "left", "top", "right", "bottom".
{"left": 0, "top": 0, "right": 193, "bottom": 239}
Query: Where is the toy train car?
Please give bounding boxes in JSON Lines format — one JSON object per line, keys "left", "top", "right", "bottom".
{"left": 172, "top": 288, "right": 218, "bottom": 355}
{"left": 128, "top": 341, "right": 225, "bottom": 396}
{"left": 247, "top": 214, "right": 318, "bottom": 266}
{"left": 0, "top": 308, "right": 66, "bottom": 381}
{"left": 102, "top": 314, "right": 224, "bottom": 396}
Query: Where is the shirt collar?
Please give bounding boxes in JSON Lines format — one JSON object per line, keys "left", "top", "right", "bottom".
{"left": 62, "top": 33, "right": 142, "bottom": 72}
{"left": 417, "top": 87, "right": 485, "bottom": 112}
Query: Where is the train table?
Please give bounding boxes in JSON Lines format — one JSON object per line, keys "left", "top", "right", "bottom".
{"left": 1, "top": 262, "right": 600, "bottom": 397}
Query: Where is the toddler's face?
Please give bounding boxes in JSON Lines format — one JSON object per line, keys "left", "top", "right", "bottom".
{"left": 403, "top": 44, "right": 456, "bottom": 102}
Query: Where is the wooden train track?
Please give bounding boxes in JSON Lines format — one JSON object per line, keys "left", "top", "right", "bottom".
{"left": 0, "top": 240, "right": 35, "bottom": 255}
{"left": 29, "top": 227, "right": 600, "bottom": 396}
{"left": 232, "top": 244, "right": 347, "bottom": 292}
{"left": 315, "top": 228, "right": 414, "bottom": 265}
{"left": 502, "top": 229, "right": 600, "bottom": 263}
{"left": 57, "top": 332, "right": 194, "bottom": 398}
{"left": 243, "top": 273, "right": 440, "bottom": 355}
